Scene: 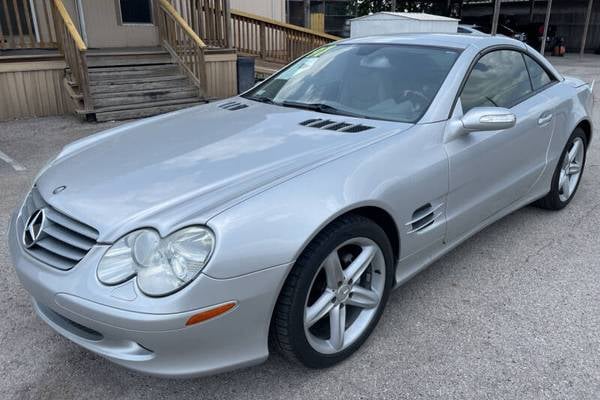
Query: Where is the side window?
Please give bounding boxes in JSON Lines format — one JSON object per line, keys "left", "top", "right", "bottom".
{"left": 524, "top": 55, "right": 553, "bottom": 91}
{"left": 460, "top": 50, "right": 533, "bottom": 113}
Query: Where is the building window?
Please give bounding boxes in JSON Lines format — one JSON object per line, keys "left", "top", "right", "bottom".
{"left": 118, "top": 0, "right": 153, "bottom": 24}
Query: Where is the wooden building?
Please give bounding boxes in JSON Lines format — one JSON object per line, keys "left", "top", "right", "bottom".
{"left": 0, "top": 0, "right": 337, "bottom": 122}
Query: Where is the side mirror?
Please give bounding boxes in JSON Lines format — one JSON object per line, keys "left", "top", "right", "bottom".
{"left": 461, "top": 107, "right": 517, "bottom": 132}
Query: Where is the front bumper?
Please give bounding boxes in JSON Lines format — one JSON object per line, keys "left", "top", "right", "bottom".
{"left": 8, "top": 212, "right": 290, "bottom": 378}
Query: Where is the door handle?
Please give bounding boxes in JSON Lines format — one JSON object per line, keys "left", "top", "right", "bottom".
{"left": 538, "top": 113, "right": 553, "bottom": 126}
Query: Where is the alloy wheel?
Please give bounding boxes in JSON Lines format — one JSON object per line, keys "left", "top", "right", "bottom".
{"left": 558, "top": 137, "right": 584, "bottom": 202}
{"left": 303, "top": 237, "right": 386, "bottom": 354}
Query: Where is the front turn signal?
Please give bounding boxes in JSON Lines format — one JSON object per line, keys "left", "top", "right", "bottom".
{"left": 185, "top": 301, "right": 237, "bottom": 326}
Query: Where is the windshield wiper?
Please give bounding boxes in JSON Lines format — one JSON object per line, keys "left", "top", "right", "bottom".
{"left": 280, "top": 101, "right": 366, "bottom": 118}
{"left": 244, "top": 95, "right": 275, "bottom": 104}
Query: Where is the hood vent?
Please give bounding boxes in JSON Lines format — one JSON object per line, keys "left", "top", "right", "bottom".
{"left": 300, "top": 118, "right": 373, "bottom": 133}
{"left": 219, "top": 101, "right": 249, "bottom": 111}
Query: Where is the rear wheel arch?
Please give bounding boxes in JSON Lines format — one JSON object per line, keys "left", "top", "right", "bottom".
{"left": 577, "top": 119, "right": 592, "bottom": 146}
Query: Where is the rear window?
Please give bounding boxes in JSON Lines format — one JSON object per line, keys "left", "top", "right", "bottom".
{"left": 524, "top": 55, "right": 553, "bottom": 91}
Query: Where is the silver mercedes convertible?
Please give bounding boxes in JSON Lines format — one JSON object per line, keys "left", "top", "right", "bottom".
{"left": 9, "top": 34, "right": 594, "bottom": 377}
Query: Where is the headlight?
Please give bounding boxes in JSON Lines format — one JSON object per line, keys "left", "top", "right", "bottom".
{"left": 97, "top": 226, "right": 215, "bottom": 296}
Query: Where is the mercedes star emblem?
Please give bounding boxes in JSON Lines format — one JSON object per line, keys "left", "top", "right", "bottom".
{"left": 22, "top": 209, "right": 47, "bottom": 248}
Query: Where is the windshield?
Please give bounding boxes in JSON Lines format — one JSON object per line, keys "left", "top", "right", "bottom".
{"left": 243, "top": 44, "right": 460, "bottom": 123}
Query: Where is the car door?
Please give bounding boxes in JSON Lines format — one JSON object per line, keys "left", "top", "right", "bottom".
{"left": 444, "top": 49, "right": 555, "bottom": 241}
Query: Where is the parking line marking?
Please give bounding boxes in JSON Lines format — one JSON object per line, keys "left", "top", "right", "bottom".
{"left": 0, "top": 150, "right": 26, "bottom": 171}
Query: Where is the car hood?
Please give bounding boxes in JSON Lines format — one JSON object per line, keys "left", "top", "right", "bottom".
{"left": 36, "top": 99, "right": 411, "bottom": 242}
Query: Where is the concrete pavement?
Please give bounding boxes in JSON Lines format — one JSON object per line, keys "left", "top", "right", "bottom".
{"left": 0, "top": 55, "right": 599, "bottom": 400}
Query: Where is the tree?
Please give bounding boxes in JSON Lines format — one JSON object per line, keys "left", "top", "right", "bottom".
{"left": 347, "top": 1, "right": 454, "bottom": 17}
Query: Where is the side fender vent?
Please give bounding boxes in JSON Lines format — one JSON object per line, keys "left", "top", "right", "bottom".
{"left": 406, "top": 203, "right": 444, "bottom": 234}
{"left": 219, "top": 101, "right": 249, "bottom": 111}
{"left": 299, "top": 118, "right": 373, "bottom": 133}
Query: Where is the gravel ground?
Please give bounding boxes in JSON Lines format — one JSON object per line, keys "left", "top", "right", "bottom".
{"left": 0, "top": 55, "right": 599, "bottom": 400}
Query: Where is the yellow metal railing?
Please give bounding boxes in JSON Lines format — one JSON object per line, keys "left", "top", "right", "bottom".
{"left": 52, "top": 0, "right": 91, "bottom": 110}
{"left": 158, "top": 0, "right": 208, "bottom": 96}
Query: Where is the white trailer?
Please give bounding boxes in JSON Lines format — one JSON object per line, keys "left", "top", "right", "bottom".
{"left": 350, "top": 12, "right": 459, "bottom": 38}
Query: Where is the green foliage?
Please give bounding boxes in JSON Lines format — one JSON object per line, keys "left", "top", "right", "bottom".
{"left": 346, "top": 1, "right": 451, "bottom": 17}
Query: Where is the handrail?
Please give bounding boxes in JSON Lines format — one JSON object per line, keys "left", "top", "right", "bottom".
{"left": 231, "top": 9, "right": 340, "bottom": 65}
{"left": 0, "top": 0, "right": 58, "bottom": 50}
{"left": 168, "top": 0, "right": 230, "bottom": 48}
{"left": 157, "top": 0, "right": 208, "bottom": 96}
{"left": 51, "top": 0, "right": 91, "bottom": 111}
{"left": 231, "top": 9, "right": 341, "bottom": 41}
{"left": 159, "top": 0, "right": 207, "bottom": 48}
{"left": 52, "top": 0, "right": 86, "bottom": 51}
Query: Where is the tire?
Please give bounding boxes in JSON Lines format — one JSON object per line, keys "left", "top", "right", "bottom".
{"left": 535, "top": 128, "right": 587, "bottom": 210}
{"left": 270, "top": 214, "right": 394, "bottom": 368}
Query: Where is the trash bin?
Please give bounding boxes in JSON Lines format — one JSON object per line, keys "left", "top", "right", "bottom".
{"left": 237, "top": 56, "right": 256, "bottom": 94}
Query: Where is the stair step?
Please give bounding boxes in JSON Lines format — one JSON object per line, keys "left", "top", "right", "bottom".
{"left": 90, "top": 77, "right": 190, "bottom": 94}
{"left": 92, "top": 96, "right": 203, "bottom": 114}
{"left": 92, "top": 88, "right": 199, "bottom": 108}
{"left": 92, "top": 84, "right": 195, "bottom": 99}
{"left": 88, "top": 69, "right": 180, "bottom": 82}
{"left": 94, "top": 101, "right": 204, "bottom": 122}
{"left": 89, "top": 73, "right": 186, "bottom": 85}
{"left": 89, "top": 64, "right": 180, "bottom": 82}
{"left": 86, "top": 47, "right": 167, "bottom": 57}
{"left": 86, "top": 54, "right": 173, "bottom": 67}
{"left": 89, "top": 64, "right": 177, "bottom": 74}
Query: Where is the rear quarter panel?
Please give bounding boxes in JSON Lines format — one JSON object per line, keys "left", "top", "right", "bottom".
{"left": 529, "top": 80, "right": 593, "bottom": 197}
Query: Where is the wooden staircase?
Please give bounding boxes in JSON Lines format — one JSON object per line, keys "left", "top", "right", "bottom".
{"left": 49, "top": 0, "right": 339, "bottom": 123}
{"left": 65, "top": 47, "right": 206, "bottom": 122}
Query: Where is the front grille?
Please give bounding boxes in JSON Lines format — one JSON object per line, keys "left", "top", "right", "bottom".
{"left": 17, "top": 187, "right": 99, "bottom": 270}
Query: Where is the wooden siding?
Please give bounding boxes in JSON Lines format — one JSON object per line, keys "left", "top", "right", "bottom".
{"left": 0, "top": 54, "right": 235, "bottom": 122}
{"left": 230, "top": 0, "right": 285, "bottom": 23}
{"left": 81, "top": 0, "right": 159, "bottom": 48}
{"left": 204, "top": 51, "right": 237, "bottom": 98}
{"left": 0, "top": 60, "right": 72, "bottom": 121}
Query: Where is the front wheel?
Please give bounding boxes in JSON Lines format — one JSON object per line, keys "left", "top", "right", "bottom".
{"left": 535, "top": 128, "right": 587, "bottom": 210}
{"left": 271, "top": 215, "right": 394, "bottom": 368}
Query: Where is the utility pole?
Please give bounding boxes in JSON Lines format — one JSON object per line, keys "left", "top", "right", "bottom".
{"left": 491, "top": 0, "right": 501, "bottom": 35}
{"left": 540, "top": 0, "right": 552, "bottom": 55}
{"left": 528, "top": 0, "right": 535, "bottom": 23}
{"left": 580, "top": 0, "right": 594, "bottom": 57}
{"left": 304, "top": 0, "right": 310, "bottom": 28}
{"left": 391, "top": 0, "right": 397, "bottom": 12}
